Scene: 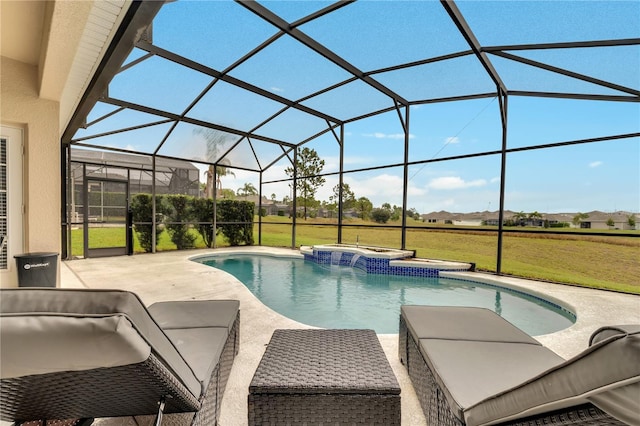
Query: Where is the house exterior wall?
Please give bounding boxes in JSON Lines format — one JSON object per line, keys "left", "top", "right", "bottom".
{"left": 1, "top": 57, "right": 60, "bottom": 287}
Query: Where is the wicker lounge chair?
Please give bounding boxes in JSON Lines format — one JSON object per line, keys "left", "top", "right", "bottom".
{"left": 0, "top": 288, "right": 240, "bottom": 426}
{"left": 399, "top": 305, "right": 639, "bottom": 426}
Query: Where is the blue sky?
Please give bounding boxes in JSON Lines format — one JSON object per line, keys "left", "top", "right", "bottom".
{"left": 78, "top": 0, "right": 639, "bottom": 214}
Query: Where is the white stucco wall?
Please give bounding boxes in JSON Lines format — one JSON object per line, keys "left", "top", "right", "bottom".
{"left": 1, "top": 57, "right": 61, "bottom": 287}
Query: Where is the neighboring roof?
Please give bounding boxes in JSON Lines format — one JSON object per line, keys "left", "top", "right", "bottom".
{"left": 71, "top": 147, "right": 199, "bottom": 172}
{"left": 422, "top": 210, "right": 639, "bottom": 222}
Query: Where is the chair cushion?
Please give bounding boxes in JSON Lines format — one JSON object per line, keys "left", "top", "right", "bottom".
{"left": 148, "top": 300, "right": 239, "bottom": 394}
{"left": 401, "top": 305, "right": 539, "bottom": 344}
{"left": 0, "top": 314, "right": 151, "bottom": 379}
{"left": 419, "top": 338, "right": 563, "bottom": 423}
{"left": 465, "top": 329, "right": 640, "bottom": 426}
{"left": 589, "top": 324, "right": 640, "bottom": 346}
{"left": 148, "top": 300, "right": 239, "bottom": 330}
{"left": 164, "top": 327, "right": 228, "bottom": 389}
{"left": 0, "top": 288, "right": 201, "bottom": 398}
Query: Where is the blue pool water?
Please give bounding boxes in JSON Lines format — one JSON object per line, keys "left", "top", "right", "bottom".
{"left": 198, "top": 254, "right": 575, "bottom": 335}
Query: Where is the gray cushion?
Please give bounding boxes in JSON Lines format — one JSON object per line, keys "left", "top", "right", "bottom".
{"left": 465, "top": 329, "right": 640, "bottom": 426}
{"left": 148, "top": 300, "right": 239, "bottom": 395}
{"left": 589, "top": 324, "right": 640, "bottom": 346}
{"left": 0, "top": 314, "right": 151, "bottom": 379}
{"left": 588, "top": 381, "right": 640, "bottom": 426}
{"left": 164, "top": 327, "right": 228, "bottom": 389}
{"left": 401, "top": 305, "right": 539, "bottom": 344}
{"left": 0, "top": 288, "right": 201, "bottom": 398}
{"left": 419, "top": 338, "right": 563, "bottom": 423}
{"left": 148, "top": 300, "right": 239, "bottom": 330}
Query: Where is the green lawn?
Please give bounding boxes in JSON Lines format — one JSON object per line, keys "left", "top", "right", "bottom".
{"left": 70, "top": 217, "right": 640, "bottom": 295}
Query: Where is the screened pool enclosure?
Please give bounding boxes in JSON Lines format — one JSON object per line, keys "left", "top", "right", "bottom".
{"left": 61, "top": 1, "right": 639, "bottom": 282}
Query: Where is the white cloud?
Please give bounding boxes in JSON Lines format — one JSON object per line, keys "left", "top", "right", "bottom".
{"left": 428, "top": 176, "right": 487, "bottom": 190}
{"left": 490, "top": 176, "right": 500, "bottom": 184}
{"left": 589, "top": 161, "right": 603, "bottom": 168}
{"left": 270, "top": 87, "right": 283, "bottom": 92}
{"left": 439, "top": 198, "right": 456, "bottom": 208}
{"left": 363, "top": 132, "right": 415, "bottom": 140}
{"left": 445, "top": 136, "right": 460, "bottom": 144}
{"left": 343, "top": 173, "right": 425, "bottom": 207}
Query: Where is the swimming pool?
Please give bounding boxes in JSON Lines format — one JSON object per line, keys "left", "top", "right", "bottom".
{"left": 196, "top": 254, "right": 575, "bottom": 335}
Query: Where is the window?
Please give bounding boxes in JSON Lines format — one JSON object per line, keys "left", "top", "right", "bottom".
{"left": 0, "top": 137, "right": 6, "bottom": 269}
{"left": 1, "top": 126, "right": 23, "bottom": 285}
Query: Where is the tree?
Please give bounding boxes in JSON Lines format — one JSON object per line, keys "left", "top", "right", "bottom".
{"left": 371, "top": 208, "right": 391, "bottom": 223}
{"left": 194, "top": 128, "right": 236, "bottom": 197}
{"left": 329, "top": 183, "right": 356, "bottom": 214}
{"left": 512, "top": 211, "right": 527, "bottom": 226}
{"left": 284, "top": 147, "right": 325, "bottom": 219}
{"left": 219, "top": 188, "right": 236, "bottom": 200}
{"left": 408, "top": 207, "right": 421, "bottom": 221}
{"left": 572, "top": 212, "right": 589, "bottom": 227}
{"left": 237, "top": 182, "right": 258, "bottom": 196}
{"left": 354, "top": 197, "right": 373, "bottom": 220}
{"left": 606, "top": 217, "right": 615, "bottom": 229}
{"left": 322, "top": 200, "right": 337, "bottom": 218}
{"left": 390, "top": 204, "right": 403, "bottom": 221}
{"left": 528, "top": 211, "right": 542, "bottom": 220}
{"left": 627, "top": 214, "right": 636, "bottom": 228}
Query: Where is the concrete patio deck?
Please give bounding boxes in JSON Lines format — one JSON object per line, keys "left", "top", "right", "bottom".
{"left": 47, "top": 247, "right": 640, "bottom": 425}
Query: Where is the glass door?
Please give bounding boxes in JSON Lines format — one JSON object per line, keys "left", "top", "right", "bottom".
{"left": 84, "top": 179, "right": 129, "bottom": 258}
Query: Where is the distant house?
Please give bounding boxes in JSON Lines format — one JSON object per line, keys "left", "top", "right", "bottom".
{"left": 576, "top": 211, "right": 639, "bottom": 230}
{"left": 422, "top": 211, "right": 508, "bottom": 227}
{"left": 234, "top": 195, "right": 291, "bottom": 216}
{"left": 421, "top": 211, "right": 459, "bottom": 225}
{"left": 420, "top": 210, "right": 639, "bottom": 230}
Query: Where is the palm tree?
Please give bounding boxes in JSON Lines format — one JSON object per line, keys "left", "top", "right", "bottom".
{"left": 203, "top": 161, "right": 235, "bottom": 198}
{"left": 194, "top": 127, "right": 236, "bottom": 198}
{"left": 237, "top": 182, "right": 258, "bottom": 197}
{"left": 512, "top": 211, "right": 527, "bottom": 226}
{"left": 528, "top": 211, "right": 543, "bottom": 226}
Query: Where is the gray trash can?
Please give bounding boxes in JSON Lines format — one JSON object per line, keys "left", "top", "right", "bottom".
{"left": 14, "top": 252, "right": 58, "bottom": 287}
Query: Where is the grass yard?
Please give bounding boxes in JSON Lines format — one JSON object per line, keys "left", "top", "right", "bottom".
{"left": 70, "top": 216, "right": 640, "bottom": 295}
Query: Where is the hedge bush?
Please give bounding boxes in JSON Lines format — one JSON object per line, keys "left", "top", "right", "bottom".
{"left": 131, "top": 194, "right": 254, "bottom": 250}
{"left": 192, "top": 197, "right": 215, "bottom": 248}
{"left": 165, "top": 194, "right": 196, "bottom": 250}
{"left": 131, "top": 194, "right": 167, "bottom": 252}
{"left": 217, "top": 199, "right": 254, "bottom": 246}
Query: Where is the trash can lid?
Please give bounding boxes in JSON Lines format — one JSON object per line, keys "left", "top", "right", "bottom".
{"left": 14, "top": 252, "right": 59, "bottom": 258}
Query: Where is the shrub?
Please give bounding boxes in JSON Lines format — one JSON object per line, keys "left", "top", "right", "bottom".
{"left": 371, "top": 208, "right": 391, "bottom": 224}
{"left": 217, "top": 199, "right": 254, "bottom": 246}
{"left": 165, "top": 194, "right": 196, "bottom": 250}
{"left": 131, "top": 194, "right": 166, "bottom": 253}
{"left": 191, "top": 197, "right": 215, "bottom": 248}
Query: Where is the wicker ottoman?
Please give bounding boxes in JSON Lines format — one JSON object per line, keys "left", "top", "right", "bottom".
{"left": 248, "top": 329, "right": 401, "bottom": 425}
